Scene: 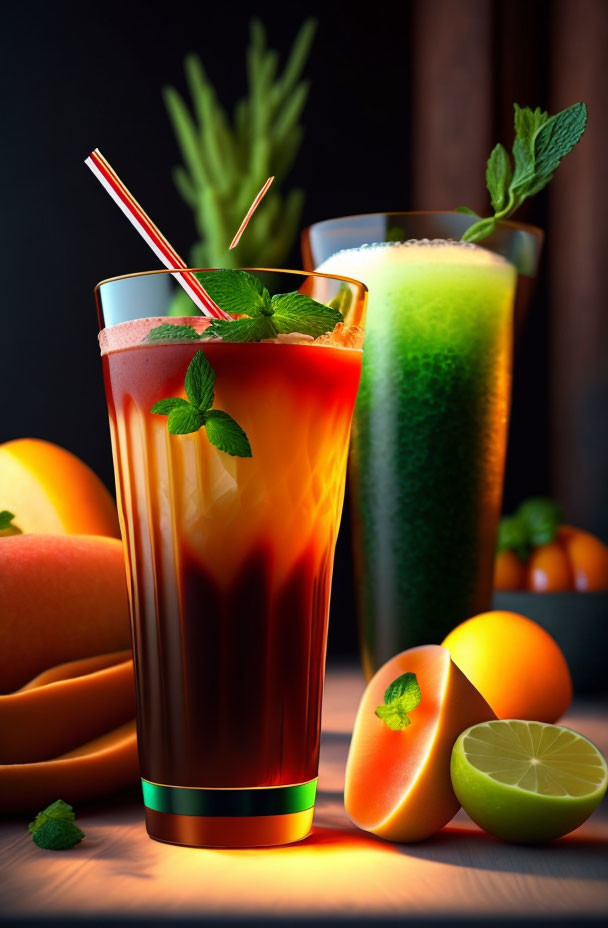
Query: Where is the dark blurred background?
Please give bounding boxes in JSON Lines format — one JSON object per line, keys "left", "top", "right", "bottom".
{"left": 1, "top": 0, "right": 606, "bottom": 656}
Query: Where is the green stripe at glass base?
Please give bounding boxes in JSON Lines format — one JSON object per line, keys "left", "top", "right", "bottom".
{"left": 141, "top": 778, "right": 317, "bottom": 817}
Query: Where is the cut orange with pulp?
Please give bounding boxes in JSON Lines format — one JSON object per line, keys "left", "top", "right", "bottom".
{"left": 345, "top": 645, "right": 496, "bottom": 843}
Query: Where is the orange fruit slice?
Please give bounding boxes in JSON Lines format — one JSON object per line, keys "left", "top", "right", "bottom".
{"left": 345, "top": 645, "right": 495, "bottom": 842}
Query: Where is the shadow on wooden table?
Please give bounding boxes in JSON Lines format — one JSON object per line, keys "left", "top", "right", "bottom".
{"left": 395, "top": 822, "right": 608, "bottom": 881}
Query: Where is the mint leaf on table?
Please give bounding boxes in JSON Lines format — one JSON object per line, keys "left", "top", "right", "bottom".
{"left": 29, "top": 800, "right": 84, "bottom": 850}
{"left": 461, "top": 101, "right": 587, "bottom": 243}
{"left": 32, "top": 820, "right": 85, "bottom": 851}
{"left": 147, "top": 323, "right": 202, "bottom": 341}
{"left": 151, "top": 350, "right": 251, "bottom": 455}
{"left": 205, "top": 410, "right": 252, "bottom": 457}
{"left": 196, "top": 270, "right": 271, "bottom": 316}
{"left": 375, "top": 672, "right": 422, "bottom": 731}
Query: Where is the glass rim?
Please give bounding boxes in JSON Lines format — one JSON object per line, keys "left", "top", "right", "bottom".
{"left": 94, "top": 266, "right": 369, "bottom": 296}
{"left": 304, "top": 209, "right": 544, "bottom": 240}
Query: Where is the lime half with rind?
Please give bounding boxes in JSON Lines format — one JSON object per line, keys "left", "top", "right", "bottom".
{"left": 451, "top": 719, "right": 607, "bottom": 843}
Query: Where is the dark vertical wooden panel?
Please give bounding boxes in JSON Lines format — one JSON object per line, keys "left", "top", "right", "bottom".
{"left": 549, "top": 0, "right": 608, "bottom": 537}
{"left": 410, "top": 0, "right": 493, "bottom": 212}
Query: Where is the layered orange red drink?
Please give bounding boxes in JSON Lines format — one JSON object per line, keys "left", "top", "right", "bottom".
{"left": 97, "top": 270, "right": 365, "bottom": 847}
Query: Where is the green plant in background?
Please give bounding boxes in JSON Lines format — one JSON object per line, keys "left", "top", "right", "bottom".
{"left": 163, "top": 18, "right": 316, "bottom": 314}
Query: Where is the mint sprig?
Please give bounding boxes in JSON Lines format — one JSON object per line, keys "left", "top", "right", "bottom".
{"left": 151, "top": 351, "right": 251, "bottom": 456}
{"left": 196, "top": 270, "right": 343, "bottom": 342}
{"left": 29, "top": 800, "right": 85, "bottom": 850}
{"left": 375, "top": 672, "right": 422, "bottom": 731}
{"left": 0, "top": 510, "right": 21, "bottom": 535}
{"left": 461, "top": 102, "right": 587, "bottom": 243}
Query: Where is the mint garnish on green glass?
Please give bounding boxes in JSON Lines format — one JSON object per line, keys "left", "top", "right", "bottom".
{"left": 197, "top": 270, "right": 344, "bottom": 342}
{"left": 151, "top": 350, "right": 252, "bottom": 456}
{"left": 460, "top": 102, "right": 587, "bottom": 243}
{"left": 375, "top": 672, "right": 422, "bottom": 731}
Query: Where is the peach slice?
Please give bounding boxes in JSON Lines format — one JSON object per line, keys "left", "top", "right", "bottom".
{"left": 345, "top": 645, "right": 496, "bottom": 842}
{"left": 0, "top": 651, "right": 135, "bottom": 764}
{"left": 0, "top": 534, "right": 130, "bottom": 693}
{"left": 0, "top": 438, "right": 120, "bottom": 537}
{"left": 0, "top": 720, "right": 139, "bottom": 813}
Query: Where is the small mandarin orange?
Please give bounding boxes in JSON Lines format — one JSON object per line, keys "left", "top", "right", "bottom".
{"left": 494, "top": 549, "right": 526, "bottom": 590}
{"left": 526, "top": 540, "right": 573, "bottom": 591}
{"left": 558, "top": 525, "right": 608, "bottom": 591}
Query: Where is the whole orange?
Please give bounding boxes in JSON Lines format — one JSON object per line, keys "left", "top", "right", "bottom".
{"left": 442, "top": 611, "right": 572, "bottom": 723}
{"left": 494, "top": 549, "right": 526, "bottom": 590}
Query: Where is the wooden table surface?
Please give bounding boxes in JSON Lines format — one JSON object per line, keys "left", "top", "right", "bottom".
{"left": 1, "top": 666, "right": 607, "bottom": 925}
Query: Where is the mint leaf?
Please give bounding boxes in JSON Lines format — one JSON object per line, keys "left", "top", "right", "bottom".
{"left": 516, "top": 497, "right": 564, "bottom": 547}
{"left": 167, "top": 405, "right": 203, "bottom": 435}
{"left": 455, "top": 206, "right": 480, "bottom": 217}
{"left": 0, "top": 510, "right": 17, "bottom": 530}
{"left": 196, "top": 270, "right": 271, "bottom": 316}
{"left": 32, "top": 820, "right": 85, "bottom": 851}
{"left": 459, "top": 101, "right": 587, "bottom": 242}
{"left": 514, "top": 103, "right": 548, "bottom": 145}
{"left": 486, "top": 144, "right": 512, "bottom": 212}
{"left": 184, "top": 350, "right": 215, "bottom": 410}
{"left": 29, "top": 800, "right": 84, "bottom": 850}
{"left": 147, "top": 323, "right": 202, "bottom": 341}
{"left": 497, "top": 515, "right": 529, "bottom": 560}
{"left": 29, "top": 799, "right": 75, "bottom": 834}
{"left": 205, "top": 410, "right": 252, "bottom": 457}
{"left": 375, "top": 702, "right": 413, "bottom": 730}
{"left": 529, "top": 102, "right": 587, "bottom": 194}
{"left": 150, "top": 352, "right": 252, "bottom": 455}
{"left": 150, "top": 397, "right": 190, "bottom": 415}
{"left": 383, "top": 672, "right": 421, "bottom": 708}
{"left": 271, "top": 292, "right": 343, "bottom": 338}
{"left": 375, "top": 671, "right": 422, "bottom": 731}
{"left": 208, "top": 315, "right": 277, "bottom": 343}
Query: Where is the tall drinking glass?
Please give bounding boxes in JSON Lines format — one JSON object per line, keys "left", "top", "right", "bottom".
{"left": 96, "top": 268, "right": 366, "bottom": 847}
{"left": 303, "top": 213, "right": 542, "bottom": 679}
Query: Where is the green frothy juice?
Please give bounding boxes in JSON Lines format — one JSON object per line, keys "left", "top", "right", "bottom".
{"left": 318, "top": 240, "right": 517, "bottom": 676}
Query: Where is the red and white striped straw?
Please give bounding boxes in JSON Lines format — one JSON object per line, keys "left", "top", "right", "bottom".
{"left": 229, "top": 176, "right": 274, "bottom": 250}
{"left": 85, "top": 149, "right": 229, "bottom": 319}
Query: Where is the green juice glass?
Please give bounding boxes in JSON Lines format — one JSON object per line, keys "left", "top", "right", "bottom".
{"left": 303, "top": 212, "right": 542, "bottom": 678}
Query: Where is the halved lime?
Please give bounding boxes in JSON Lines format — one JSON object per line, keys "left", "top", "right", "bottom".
{"left": 451, "top": 719, "right": 607, "bottom": 843}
